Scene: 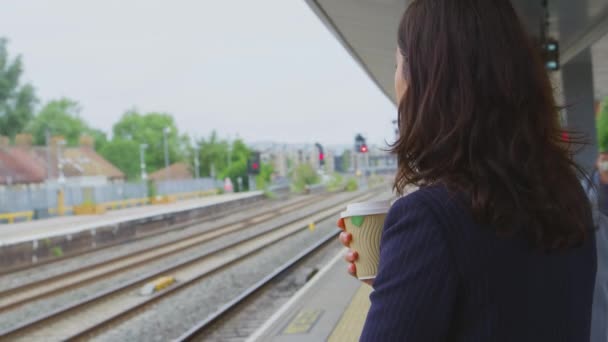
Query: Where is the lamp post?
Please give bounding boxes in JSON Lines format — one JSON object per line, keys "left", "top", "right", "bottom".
{"left": 194, "top": 147, "right": 200, "bottom": 179}
{"left": 163, "top": 127, "right": 171, "bottom": 180}
{"left": 227, "top": 134, "right": 232, "bottom": 168}
{"left": 57, "top": 140, "right": 66, "bottom": 184}
{"left": 140, "top": 143, "right": 148, "bottom": 180}
{"left": 45, "top": 129, "right": 52, "bottom": 181}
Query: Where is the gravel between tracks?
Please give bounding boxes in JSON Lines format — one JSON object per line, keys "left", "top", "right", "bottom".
{"left": 91, "top": 192, "right": 391, "bottom": 342}
{"left": 0, "top": 194, "right": 324, "bottom": 331}
{"left": 0, "top": 196, "right": 302, "bottom": 290}
{"left": 198, "top": 238, "right": 345, "bottom": 341}
{"left": 0, "top": 191, "right": 363, "bottom": 332}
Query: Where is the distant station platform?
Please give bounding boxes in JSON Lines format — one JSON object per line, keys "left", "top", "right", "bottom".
{"left": 0, "top": 191, "right": 269, "bottom": 271}
{"left": 249, "top": 249, "right": 371, "bottom": 342}
{"left": 0, "top": 191, "right": 262, "bottom": 246}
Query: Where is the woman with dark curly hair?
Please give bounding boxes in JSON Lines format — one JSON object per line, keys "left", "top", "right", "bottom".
{"left": 339, "top": 0, "right": 597, "bottom": 340}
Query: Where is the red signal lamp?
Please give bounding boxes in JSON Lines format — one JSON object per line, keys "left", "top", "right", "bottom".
{"left": 253, "top": 162, "right": 259, "bottom": 170}
{"left": 360, "top": 145, "right": 368, "bottom": 153}
{"left": 319, "top": 153, "right": 325, "bottom": 161}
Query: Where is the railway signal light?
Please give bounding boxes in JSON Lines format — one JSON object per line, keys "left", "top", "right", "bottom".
{"left": 355, "top": 134, "right": 367, "bottom": 153}
{"left": 542, "top": 39, "right": 559, "bottom": 71}
{"left": 248, "top": 151, "right": 261, "bottom": 175}
{"left": 315, "top": 143, "right": 325, "bottom": 166}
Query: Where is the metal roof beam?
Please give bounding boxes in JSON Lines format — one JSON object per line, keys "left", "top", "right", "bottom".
{"left": 562, "top": 7, "right": 608, "bottom": 64}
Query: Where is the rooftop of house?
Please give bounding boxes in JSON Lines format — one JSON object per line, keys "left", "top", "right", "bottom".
{"left": 0, "top": 134, "right": 125, "bottom": 185}
{"left": 148, "top": 162, "right": 193, "bottom": 182}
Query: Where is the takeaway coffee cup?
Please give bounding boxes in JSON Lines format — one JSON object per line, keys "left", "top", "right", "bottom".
{"left": 341, "top": 201, "right": 391, "bottom": 280}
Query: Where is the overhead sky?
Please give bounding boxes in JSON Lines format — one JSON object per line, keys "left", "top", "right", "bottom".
{"left": 0, "top": 0, "right": 397, "bottom": 147}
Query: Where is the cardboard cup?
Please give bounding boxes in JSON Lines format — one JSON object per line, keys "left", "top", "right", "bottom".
{"left": 341, "top": 201, "right": 390, "bottom": 280}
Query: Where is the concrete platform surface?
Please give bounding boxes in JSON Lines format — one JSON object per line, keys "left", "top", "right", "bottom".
{"left": 248, "top": 249, "right": 372, "bottom": 342}
{"left": 0, "top": 191, "right": 261, "bottom": 246}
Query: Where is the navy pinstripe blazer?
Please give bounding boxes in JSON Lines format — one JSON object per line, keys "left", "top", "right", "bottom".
{"left": 360, "top": 185, "right": 596, "bottom": 342}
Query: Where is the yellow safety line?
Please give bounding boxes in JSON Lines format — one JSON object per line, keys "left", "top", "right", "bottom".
{"left": 0, "top": 211, "right": 34, "bottom": 223}
{"left": 327, "top": 284, "right": 373, "bottom": 342}
{"left": 1, "top": 188, "right": 220, "bottom": 223}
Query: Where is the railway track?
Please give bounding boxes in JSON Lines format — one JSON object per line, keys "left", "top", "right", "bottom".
{"left": 175, "top": 229, "right": 341, "bottom": 342}
{"left": 0, "top": 193, "right": 326, "bottom": 314}
{"left": 0, "top": 191, "right": 288, "bottom": 276}
{"left": 0, "top": 189, "right": 381, "bottom": 341}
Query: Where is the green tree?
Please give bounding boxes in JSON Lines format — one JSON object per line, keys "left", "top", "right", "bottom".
{"left": 0, "top": 39, "right": 38, "bottom": 138}
{"left": 26, "top": 98, "right": 91, "bottom": 146}
{"left": 597, "top": 97, "right": 608, "bottom": 152}
{"left": 256, "top": 162, "right": 274, "bottom": 190}
{"left": 99, "top": 139, "right": 140, "bottom": 180}
{"left": 194, "top": 131, "right": 230, "bottom": 178}
{"left": 192, "top": 133, "right": 255, "bottom": 190}
{"left": 89, "top": 128, "right": 109, "bottom": 151}
{"left": 219, "top": 139, "right": 252, "bottom": 191}
{"left": 109, "top": 110, "right": 184, "bottom": 172}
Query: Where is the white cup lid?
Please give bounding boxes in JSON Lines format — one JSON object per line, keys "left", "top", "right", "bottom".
{"left": 340, "top": 200, "right": 391, "bottom": 218}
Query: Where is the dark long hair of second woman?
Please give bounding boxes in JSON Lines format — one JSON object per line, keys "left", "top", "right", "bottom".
{"left": 391, "top": 0, "right": 593, "bottom": 251}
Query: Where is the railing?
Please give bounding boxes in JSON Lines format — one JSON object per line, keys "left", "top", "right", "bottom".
{"left": 0, "top": 178, "right": 221, "bottom": 219}
{"left": 0, "top": 178, "right": 295, "bottom": 223}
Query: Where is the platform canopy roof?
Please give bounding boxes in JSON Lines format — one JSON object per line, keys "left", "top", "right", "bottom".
{"left": 305, "top": 0, "right": 608, "bottom": 103}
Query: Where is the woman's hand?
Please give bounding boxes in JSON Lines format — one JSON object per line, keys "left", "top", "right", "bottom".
{"left": 338, "top": 218, "right": 374, "bottom": 286}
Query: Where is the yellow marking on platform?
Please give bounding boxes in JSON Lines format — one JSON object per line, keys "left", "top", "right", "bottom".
{"left": 57, "top": 189, "right": 66, "bottom": 216}
{"left": 308, "top": 222, "right": 316, "bottom": 231}
{"left": 7, "top": 189, "right": 214, "bottom": 222}
{"left": 102, "top": 197, "right": 148, "bottom": 211}
{"left": 282, "top": 309, "right": 323, "bottom": 335}
{"left": 328, "top": 284, "right": 373, "bottom": 342}
{"left": 48, "top": 207, "right": 73, "bottom": 215}
{"left": 0, "top": 211, "right": 34, "bottom": 224}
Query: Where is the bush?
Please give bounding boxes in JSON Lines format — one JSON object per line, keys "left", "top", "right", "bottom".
{"left": 598, "top": 97, "right": 608, "bottom": 152}
{"left": 345, "top": 178, "right": 358, "bottom": 192}
{"left": 291, "top": 164, "right": 320, "bottom": 193}
{"left": 51, "top": 246, "right": 64, "bottom": 257}
{"left": 147, "top": 180, "right": 157, "bottom": 198}
{"left": 82, "top": 187, "right": 96, "bottom": 205}
{"left": 326, "top": 173, "right": 345, "bottom": 192}
{"left": 263, "top": 190, "right": 277, "bottom": 199}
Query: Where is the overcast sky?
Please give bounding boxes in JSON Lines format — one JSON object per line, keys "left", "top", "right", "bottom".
{"left": 1, "top": 0, "right": 396, "bottom": 147}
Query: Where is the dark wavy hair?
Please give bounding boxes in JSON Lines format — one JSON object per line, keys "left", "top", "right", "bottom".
{"left": 392, "top": 0, "right": 592, "bottom": 251}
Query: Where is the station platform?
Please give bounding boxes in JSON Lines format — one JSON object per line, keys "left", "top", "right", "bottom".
{"left": 248, "top": 249, "right": 372, "bottom": 342}
{"left": 0, "top": 191, "right": 266, "bottom": 271}
{"left": 0, "top": 191, "right": 262, "bottom": 246}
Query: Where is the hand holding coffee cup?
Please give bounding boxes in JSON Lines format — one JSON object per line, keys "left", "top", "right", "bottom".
{"left": 338, "top": 201, "right": 391, "bottom": 285}
{"left": 337, "top": 219, "right": 360, "bottom": 277}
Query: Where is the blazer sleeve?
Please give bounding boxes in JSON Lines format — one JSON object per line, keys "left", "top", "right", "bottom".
{"left": 360, "top": 194, "right": 458, "bottom": 342}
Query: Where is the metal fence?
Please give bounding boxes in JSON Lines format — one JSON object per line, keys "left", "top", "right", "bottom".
{"left": 156, "top": 178, "right": 222, "bottom": 196}
{"left": 0, "top": 178, "right": 221, "bottom": 215}
{"left": 268, "top": 177, "right": 290, "bottom": 193}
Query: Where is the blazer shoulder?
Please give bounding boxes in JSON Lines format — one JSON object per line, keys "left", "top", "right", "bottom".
{"left": 388, "top": 185, "right": 464, "bottom": 228}
{"left": 390, "top": 185, "right": 456, "bottom": 212}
